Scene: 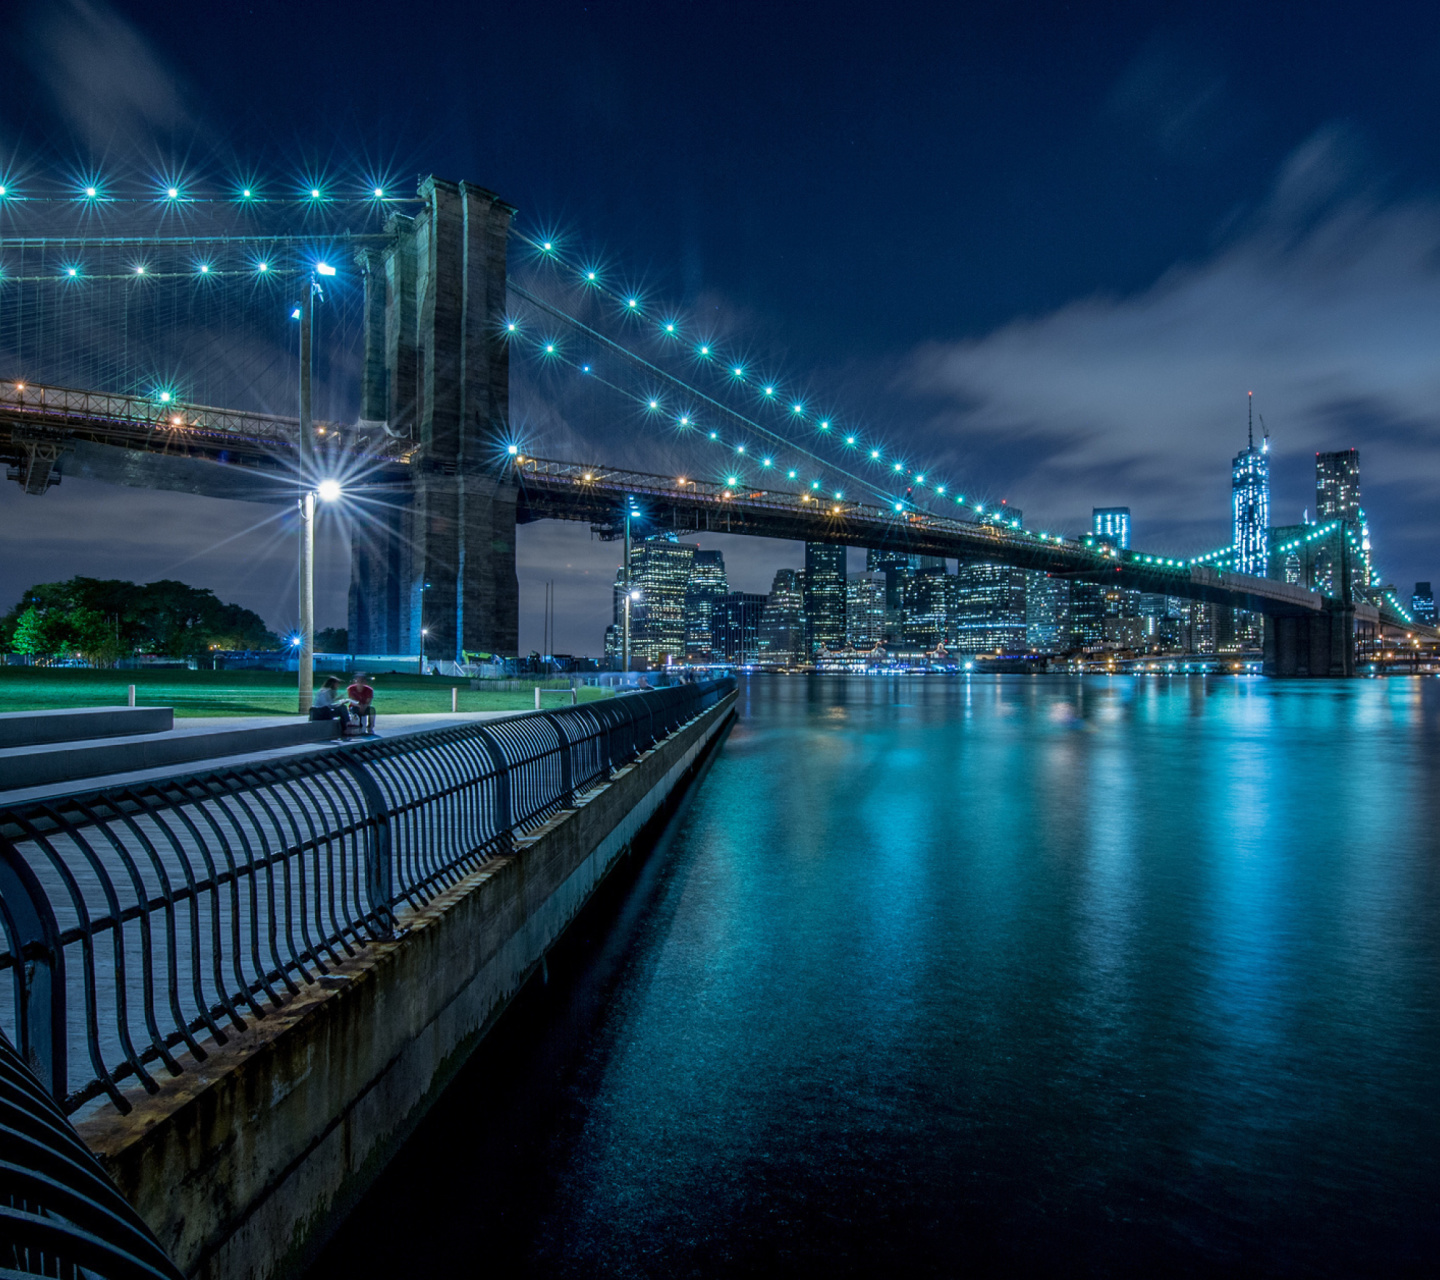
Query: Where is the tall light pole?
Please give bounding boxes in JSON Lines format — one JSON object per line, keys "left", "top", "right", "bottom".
{"left": 622, "top": 505, "right": 631, "bottom": 673}
{"left": 419, "top": 627, "right": 430, "bottom": 676}
{"left": 295, "top": 262, "right": 335, "bottom": 715}
{"left": 622, "top": 498, "right": 641, "bottom": 672}
{"left": 624, "top": 590, "right": 640, "bottom": 675}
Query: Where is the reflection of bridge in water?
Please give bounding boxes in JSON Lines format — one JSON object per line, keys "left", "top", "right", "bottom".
{"left": 2, "top": 176, "right": 1433, "bottom": 675}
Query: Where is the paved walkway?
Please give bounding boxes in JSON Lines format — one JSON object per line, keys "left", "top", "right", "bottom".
{"left": 0, "top": 710, "right": 530, "bottom": 808}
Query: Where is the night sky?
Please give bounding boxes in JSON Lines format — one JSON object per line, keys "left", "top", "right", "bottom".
{"left": 4, "top": 0, "right": 1440, "bottom": 653}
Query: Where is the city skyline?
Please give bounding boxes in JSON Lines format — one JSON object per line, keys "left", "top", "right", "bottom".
{"left": 5, "top": 4, "right": 1440, "bottom": 654}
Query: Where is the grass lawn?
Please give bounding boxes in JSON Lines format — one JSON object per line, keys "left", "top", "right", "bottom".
{"left": 0, "top": 668, "right": 614, "bottom": 717}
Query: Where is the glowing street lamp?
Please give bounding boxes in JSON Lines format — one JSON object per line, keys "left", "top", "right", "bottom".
{"left": 296, "top": 479, "right": 343, "bottom": 713}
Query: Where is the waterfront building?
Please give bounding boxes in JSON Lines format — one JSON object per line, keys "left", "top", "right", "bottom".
{"left": 1188, "top": 601, "right": 1218, "bottom": 654}
{"left": 846, "top": 572, "right": 887, "bottom": 646}
{"left": 953, "top": 563, "right": 1025, "bottom": 653}
{"left": 1413, "top": 582, "right": 1437, "bottom": 625}
{"left": 758, "top": 569, "right": 806, "bottom": 665}
{"left": 1025, "top": 573, "right": 1072, "bottom": 652}
{"left": 1070, "top": 580, "right": 1105, "bottom": 649}
{"left": 683, "top": 549, "right": 728, "bottom": 660}
{"left": 1092, "top": 507, "right": 1131, "bottom": 549}
{"left": 803, "top": 543, "right": 848, "bottom": 656}
{"left": 900, "top": 566, "right": 949, "bottom": 649}
{"left": 711, "top": 592, "right": 767, "bottom": 663}
{"left": 954, "top": 510, "right": 1027, "bottom": 653}
{"left": 626, "top": 535, "right": 698, "bottom": 666}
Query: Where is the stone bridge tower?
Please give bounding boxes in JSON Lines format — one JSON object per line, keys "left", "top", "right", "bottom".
{"left": 349, "top": 178, "right": 520, "bottom": 660}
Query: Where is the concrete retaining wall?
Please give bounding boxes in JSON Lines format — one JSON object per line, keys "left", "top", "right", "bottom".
{"left": 0, "top": 705, "right": 172, "bottom": 748}
{"left": 76, "top": 691, "right": 736, "bottom": 1280}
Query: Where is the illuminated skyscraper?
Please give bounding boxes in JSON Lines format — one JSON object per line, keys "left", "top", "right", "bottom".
{"left": 712, "top": 592, "right": 767, "bottom": 663}
{"left": 846, "top": 573, "right": 887, "bottom": 645}
{"left": 627, "top": 535, "right": 698, "bottom": 666}
{"left": 683, "top": 549, "right": 728, "bottom": 660}
{"left": 1025, "top": 573, "right": 1072, "bottom": 652}
{"left": 804, "top": 543, "right": 848, "bottom": 655}
{"left": 1092, "top": 507, "right": 1131, "bottom": 549}
{"left": 1316, "top": 449, "right": 1360, "bottom": 523}
{"left": 952, "top": 508, "right": 1026, "bottom": 653}
{"left": 900, "top": 565, "right": 949, "bottom": 648}
{"left": 758, "top": 569, "right": 806, "bottom": 664}
{"left": 1413, "top": 582, "right": 1437, "bottom": 625}
{"left": 1232, "top": 397, "right": 1270, "bottom": 577}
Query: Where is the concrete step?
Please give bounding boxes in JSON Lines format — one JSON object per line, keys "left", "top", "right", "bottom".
{"left": 0, "top": 718, "right": 341, "bottom": 791}
{"left": 0, "top": 705, "right": 174, "bottom": 748}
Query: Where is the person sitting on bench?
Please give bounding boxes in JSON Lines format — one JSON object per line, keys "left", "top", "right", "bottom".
{"left": 347, "top": 673, "right": 377, "bottom": 735}
{"left": 310, "top": 677, "right": 351, "bottom": 730}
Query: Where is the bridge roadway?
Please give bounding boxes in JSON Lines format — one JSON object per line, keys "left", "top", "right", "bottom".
{"left": 0, "top": 379, "right": 412, "bottom": 497}
{"left": 3, "top": 379, "right": 1433, "bottom": 644}
{"left": 511, "top": 456, "right": 1431, "bottom": 635}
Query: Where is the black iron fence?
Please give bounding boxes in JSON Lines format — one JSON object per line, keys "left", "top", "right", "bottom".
{"left": 0, "top": 679, "right": 733, "bottom": 1117}
{"left": 0, "top": 1029, "right": 184, "bottom": 1279}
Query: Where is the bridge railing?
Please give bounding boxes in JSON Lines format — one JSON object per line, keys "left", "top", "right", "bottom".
{"left": 0, "top": 678, "right": 734, "bottom": 1117}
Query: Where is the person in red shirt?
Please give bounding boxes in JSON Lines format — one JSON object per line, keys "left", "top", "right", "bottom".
{"left": 346, "top": 674, "right": 376, "bottom": 735}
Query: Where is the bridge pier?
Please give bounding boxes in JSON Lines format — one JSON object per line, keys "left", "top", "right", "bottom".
{"left": 349, "top": 178, "right": 520, "bottom": 660}
{"left": 1262, "top": 603, "right": 1356, "bottom": 677}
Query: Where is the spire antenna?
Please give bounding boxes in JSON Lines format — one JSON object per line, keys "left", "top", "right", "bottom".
{"left": 1248, "top": 391, "right": 1254, "bottom": 449}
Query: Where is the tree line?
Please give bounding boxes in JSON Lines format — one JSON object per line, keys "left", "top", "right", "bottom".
{"left": 1, "top": 577, "right": 281, "bottom": 665}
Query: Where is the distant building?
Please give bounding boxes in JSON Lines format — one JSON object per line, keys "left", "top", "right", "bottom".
{"left": 1188, "top": 601, "right": 1219, "bottom": 655}
{"left": 1316, "top": 448, "right": 1360, "bottom": 524}
{"left": 1413, "top": 582, "right": 1437, "bottom": 625}
{"left": 952, "top": 562, "right": 1027, "bottom": 652}
{"left": 803, "top": 543, "right": 848, "bottom": 656}
{"left": 846, "top": 572, "right": 887, "bottom": 646}
{"left": 866, "top": 547, "right": 916, "bottom": 615}
{"left": 684, "top": 549, "right": 728, "bottom": 660}
{"left": 1092, "top": 507, "right": 1131, "bottom": 549}
{"left": 712, "top": 592, "right": 767, "bottom": 663}
{"left": 1233, "top": 407, "right": 1270, "bottom": 577}
{"left": 758, "top": 569, "right": 806, "bottom": 664}
{"left": 627, "top": 535, "right": 698, "bottom": 666}
{"left": 900, "top": 565, "right": 949, "bottom": 649}
{"left": 1070, "top": 581, "right": 1105, "bottom": 649}
{"left": 952, "top": 509, "right": 1026, "bottom": 653}
{"left": 1026, "top": 573, "right": 1071, "bottom": 652}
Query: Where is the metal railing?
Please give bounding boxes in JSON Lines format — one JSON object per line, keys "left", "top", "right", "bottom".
{"left": 0, "top": 679, "right": 733, "bottom": 1116}
{"left": 0, "top": 379, "right": 416, "bottom": 463}
{"left": 0, "top": 1029, "right": 184, "bottom": 1279}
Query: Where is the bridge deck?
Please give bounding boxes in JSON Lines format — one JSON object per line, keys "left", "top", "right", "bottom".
{"left": 512, "top": 456, "right": 1409, "bottom": 623}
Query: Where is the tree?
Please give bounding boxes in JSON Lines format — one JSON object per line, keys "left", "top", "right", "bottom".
{"left": 3, "top": 576, "right": 280, "bottom": 660}
{"left": 12, "top": 605, "right": 60, "bottom": 656}
{"left": 315, "top": 627, "right": 349, "bottom": 652}
{"left": 70, "top": 608, "right": 129, "bottom": 668}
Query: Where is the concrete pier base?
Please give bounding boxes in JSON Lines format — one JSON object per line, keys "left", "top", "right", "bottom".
{"left": 1262, "top": 603, "right": 1355, "bottom": 677}
{"left": 77, "top": 692, "right": 736, "bottom": 1280}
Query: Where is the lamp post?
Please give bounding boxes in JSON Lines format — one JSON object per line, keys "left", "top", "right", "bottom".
{"left": 419, "top": 627, "right": 430, "bottom": 676}
{"left": 296, "top": 479, "right": 343, "bottom": 713}
{"left": 622, "top": 498, "right": 641, "bottom": 672}
{"left": 294, "top": 262, "right": 335, "bottom": 715}
{"left": 623, "top": 590, "right": 640, "bottom": 675}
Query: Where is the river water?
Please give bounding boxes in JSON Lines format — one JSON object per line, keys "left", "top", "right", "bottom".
{"left": 313, "top": 675, "right": 1440, "bottom": 1277}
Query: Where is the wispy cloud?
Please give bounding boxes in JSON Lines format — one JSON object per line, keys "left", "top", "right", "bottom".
{"left": 908, "top": 127, "right": 1440, "bottom": 576}
{"left": 22, "top": 0, "right": 201, "bottom": 154}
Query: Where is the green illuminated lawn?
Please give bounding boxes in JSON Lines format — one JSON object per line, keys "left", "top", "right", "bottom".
{"left": 0, "top": 668, "right": 613, "bottom": 717}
